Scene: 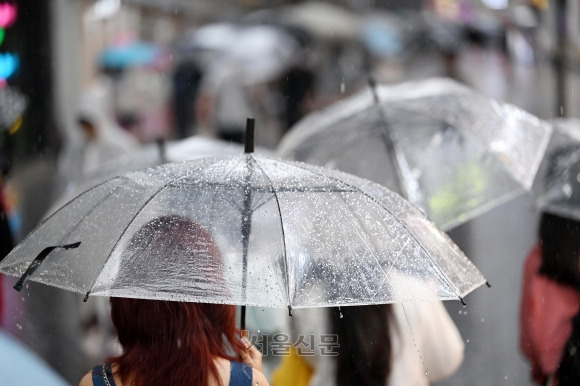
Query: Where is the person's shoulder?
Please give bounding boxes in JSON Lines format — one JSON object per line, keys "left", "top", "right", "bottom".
{"left": 78, "top": 370, "right": 93, "bottom": 386}
{"left": 252, "top": 368, "right": 270, "bottom": 386}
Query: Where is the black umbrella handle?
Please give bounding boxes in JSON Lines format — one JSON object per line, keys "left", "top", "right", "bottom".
{"left": 240, "top": 305, "right": 246, "bottom": 331}
{"left": 13, "top": 242, "right": 81, "bottom": 291}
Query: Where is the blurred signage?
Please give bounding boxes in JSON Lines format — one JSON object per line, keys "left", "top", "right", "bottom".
{"left": 0, "top": 2, "right": 16, "bottom": 28}
{"left": 0, "top": 2, "right": 17, "bottom": 86}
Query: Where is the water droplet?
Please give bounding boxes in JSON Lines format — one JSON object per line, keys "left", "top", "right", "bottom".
{"left": 425, "top": 370, "right": 429, "bottom": 376}
{"left": 481, "top": 318, "right": 485, "bottom": 323}
{"left": 16, "top": 323, "right": 22, "bottom": 330}
{"left": 466, "top": 339, "right": 470, "bottom": 343}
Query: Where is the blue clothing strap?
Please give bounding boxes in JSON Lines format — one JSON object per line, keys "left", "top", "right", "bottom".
{"left": 92, "top": 363, "right": 116, "bottom": 386}
{"left": 91, "top": 361, "right": 251, "bottom": 385}
{"left": 229, "top": 361, "right": 252, "bottom": 386}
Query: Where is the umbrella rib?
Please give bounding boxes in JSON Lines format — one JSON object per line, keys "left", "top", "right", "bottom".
{"left": 293, "top": 165, "right": 464, "bottom": 301}
{"left": 84, "top": 161, "right": 220, "bottom": 298}
{"left": 7, "top": 176, "right": 129, "bottom": 254}
{"left": 252, "top": 160, "right": 293, "bottom": 311}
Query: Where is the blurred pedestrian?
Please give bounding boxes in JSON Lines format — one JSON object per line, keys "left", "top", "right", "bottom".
{"left": 55, "top": 86, "right": 139, "bottom": 198}
{"left": 277, "top": 63, "right": 316, "bottom": 133}
{"left": 171, "top": 59, "right": 204, "bottom": 139}
{"left": 272, "top": 300, "right": 464, "bottom": 386}
{"left": 520, "top": 212, "right": 580, "bottom": 385}
{"left": 79, "top": 215, "right": 269, "bottom": 386}
{"left": 0, "top": 129, "right": 14, "bottom": 262}
{"left": 196, "top": 63, "right": 254, "bottom": 144}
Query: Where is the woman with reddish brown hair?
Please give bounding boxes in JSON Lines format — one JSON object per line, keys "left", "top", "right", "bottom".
{"left": 79, "top": 299, "right": 268, "bottom": 386}
{"left": 79, "top": 215, "right": 269, "bottom": 386}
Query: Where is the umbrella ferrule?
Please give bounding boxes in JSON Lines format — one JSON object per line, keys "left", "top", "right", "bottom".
{"left": 244, "top": 117, "right": 255, "bottom": 154}
{"left": 288, "top": 305, "right": 293, "bottom": 317}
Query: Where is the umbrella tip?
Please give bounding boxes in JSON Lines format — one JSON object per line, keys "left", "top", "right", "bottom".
{"left": 486, "top": 281, "right": 491, "bottom": 288}
{"left": 83, "top": 291, "right": 90, "bottom": 302}
{"left": 244, "top": 117, "right": 255, "bottom": 154}
{"left": 288, "top": 305, "right": 293, "bottom": 317}
{"left": 459, "top": 297, "right": 466, "bottom": 307}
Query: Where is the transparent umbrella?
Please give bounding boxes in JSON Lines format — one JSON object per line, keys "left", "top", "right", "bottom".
{"left": 533, "top": 118, "right": 580, "bottom": 221}
{"left": 278, "top": 77, "right": 553, "bottom": 231}
{"left": 0, "top": 120, "right": 486, "bottom": 329}
{"left": 47, "top": 136, "right": 271, "bottom": 219}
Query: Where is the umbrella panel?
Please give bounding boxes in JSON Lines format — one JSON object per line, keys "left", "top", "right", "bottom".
{"left": 534, "top": 125, "right": 580, "bottom": 221}
{"left": 289, "top": 104, "right": 523, "bottom": 230}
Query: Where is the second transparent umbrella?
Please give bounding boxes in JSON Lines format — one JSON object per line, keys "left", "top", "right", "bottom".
{"left": 533, "top": 118, "right": 580, "bottom": 221}
{"left": 278, "top": 78, "right": 553, "bottom": 231}
{"left": 0, "top": 123, "right": 487, "bottom": 324}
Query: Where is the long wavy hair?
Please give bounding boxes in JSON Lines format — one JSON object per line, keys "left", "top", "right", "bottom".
{"left": 110, "top": 299, "right": 245, "bottom": 386}
{"left": 108, "top": 215, "right": 246, "bottom": 386}
{"left": 538, "top": 212, "right": 580, "bottom": 385}
{"left": 331, "top": 304, "right": 393, "bottom": 386}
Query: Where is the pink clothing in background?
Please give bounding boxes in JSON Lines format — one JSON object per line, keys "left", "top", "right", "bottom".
{"left": 520, "top": 244, "right": 580, "bottom": 384}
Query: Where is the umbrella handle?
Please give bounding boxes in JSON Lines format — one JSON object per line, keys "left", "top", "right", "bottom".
{"left": 13, "top": 242, "right": 81, "bottom": 291}
{"left": 240, "top": 305, "right": 246, "bottom": 331}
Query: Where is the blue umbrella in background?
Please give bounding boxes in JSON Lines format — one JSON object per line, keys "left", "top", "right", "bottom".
{"left": 99, "top": 41, "right": 162, "bottom": 69}
{"left": 0, "top": 330, "right": 70, "bottom": 386}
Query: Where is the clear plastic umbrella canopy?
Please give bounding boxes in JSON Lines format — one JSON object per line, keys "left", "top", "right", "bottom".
{"left": 278, "top": 77, "right": 553, "bottom": 231}
{"left": 0, "top": 153, "right": 486, "bottom": 309}
{"left": 533, "top": 118, "right": 580, "bottom": 221}
{"left": 46, "top": 136, "right": 270, "bottom": 219}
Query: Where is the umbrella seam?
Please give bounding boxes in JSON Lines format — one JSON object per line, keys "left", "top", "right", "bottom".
{"left": 2, "top": 176, "right": 129, "bottom": 260}
{"left": 87, "top": 159, "right": 223, "bottom": 295}
{"left": 292, "top": 163, "right": 465, "bottom": 300}
{"left": 252, "top": 157, "right": 293, "bottom": 310}
{"left": 338, "top": 195, "right": 399, "bottom": 299}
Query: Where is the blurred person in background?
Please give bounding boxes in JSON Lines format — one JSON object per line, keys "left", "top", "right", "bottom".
{"left": 196, "top": 62, "right": 255, "bottom": 144}
{"left": 55, "top": 82, "right": 140, "bottom": 199}
{"left": 0, "top": 130, "right": 14, "bottom": 323}
{"left": 520, "top": 212, "right": 580, "bottom": 385}
{"left": 272, "top": 301, "right": 464, "bottom": 386}
{"left": 275, "top": 29, "right": 317, "bottom": 134}
{"left": 171, "top": 58, "right": 205, "bottom": 139}
{"left": 0, "top": 130, "right": 14, "bottom": 262}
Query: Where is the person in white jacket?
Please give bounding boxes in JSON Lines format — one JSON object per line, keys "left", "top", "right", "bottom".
{"left": 55, "top": 81, "right": 140, "bottom": 199}
{"left": 286, "top": 300, "right": 464, "bottom": 386}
